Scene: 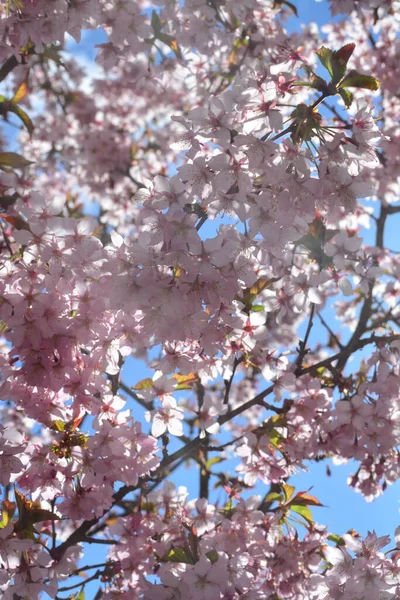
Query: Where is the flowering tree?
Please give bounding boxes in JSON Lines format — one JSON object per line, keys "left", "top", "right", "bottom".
{"left": 0, "top": 0, "right": 399, "bottom": 597}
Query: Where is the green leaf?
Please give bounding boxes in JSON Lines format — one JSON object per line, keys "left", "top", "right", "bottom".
{"left": 171, "top": 372, "right": 198, "bottom": 390}
{"left": 4, "top": 0, "right": 23, "bottom": 16}
{"left": 316, "top": 46, "right": 333, "bottom": 77}
{"left": 164, "top": 547, "right": 194, "bottom": 564}
{"left": 297, "top": 217, "right": 338, "bottom": 268}
{"left": 0, "top": 500, "right": 15, "bottom": 528}
{"left": 338, "top": 88, "right": 354, "bottom": 108}
{"left": 268, "top": 428, "right": 282, "bottom": 448}
{"left": 52, "top": 420, "right": 65, "bottom": 432}
{"left": 0, "top": 152, "right": 33, "bottom": 170}
{"left": 240, "top": 277, "right": 273, "bottom": 312}
{"left": 157, "top": 33, "right": 182, "bottom": 58}
{"left": 331, "top": 43, "right": 355, "bottom": 81}
{"left": 290, "top": 503, "right": 313, "bottom": 524}
{"left": 339, "top": 70, "right": 380, "bottom": 90}
{"left": 205, "top": 456, "right": 223, "bottom": 469}
{"left": 13, "top": 489, "right": 61, "bottom": 539}
{"left": 41, "top": 44, "right": 66, "bottom": 67}
{"left": 274, "top": 0, "right": 298, "bottom": 16}
{"left": 327, "top": 533, "right": 345, "bottom": 546}
{"left": 284, "top": 0, "right": 298, "bottom": 16}
{"left": 310, "top": 75, "right": 328, "bottom": 92}
{"left": 264, "top": 492, "right": 282, "bottom": 503}
{"left": 151, "top": 10, "right": 182, "bottom": 59}
{"left": 132, "top": 378, "right": 153, "bottom": 391}
{"left": 221, "top": 499, "right": 234, "bottom": 517}
{"left": 151, "top": 10, "right": 163, "bottom": 34}
{"left": 12, "top": 79, "right": 29, "bottom": 103}
{"left": 206, "top": 549, "right": 219, "bottom": 564}
{"left": 289, "top": 81, "right": 314, "bottom": 88}
{"left": 251, "top": 305, "right": 264, "bottom": 312}
{"left": 282, "top": 483, "right": 295, "bottom": 503}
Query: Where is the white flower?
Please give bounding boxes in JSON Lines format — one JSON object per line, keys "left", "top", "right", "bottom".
{"left": 146, "top": 397, "right": 184, "bottom": 437}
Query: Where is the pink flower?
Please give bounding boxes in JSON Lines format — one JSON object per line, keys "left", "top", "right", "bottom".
{"left": 334, "top": 395, "right": 372, "bottom": 431}
{"left": 187, "top": 498, "right": 216, "bottom": 536}
{"left": 182, "top": 554, "right": 228, "bottom": 600}
{"left": 0, "top": 524, "right": 32, "bottom": 569}
{"left": 146, "top": 397, "right": 184, "bottom": 437}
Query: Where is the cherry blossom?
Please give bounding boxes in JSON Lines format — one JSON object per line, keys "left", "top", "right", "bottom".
{"left": 0, "top": 0, "right": 398, "bottom": 598}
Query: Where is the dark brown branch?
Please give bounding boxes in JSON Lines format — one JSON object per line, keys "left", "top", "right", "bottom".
{"left": 223, "top": 355, "right": 241, "bottom": 405}
{"left": 119, "top": 380, "right": 154, "bottom": 410}
{"left": 301, "top": 333, "right": 400, "bottom": 376}
{"left": 335, "top": 201, "right": 389, "bottom": 372}
{"left": 83, "top": 536, "right": 119, "bottom": 545}
{"left": 317, "top": 311, "right": 344, "bottom": 350}
{"left": 295, "top": 302, "right": 316, "bottom": 375}
{"left": 0, "top": 54, "right": 19, "bottom": 83}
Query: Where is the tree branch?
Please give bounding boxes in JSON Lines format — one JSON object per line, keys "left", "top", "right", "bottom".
{"left": 295, "top": 302, "right": 316, "bottom": 375}
{"left": 0, "top": 55, "right": 19, "bottom": 83}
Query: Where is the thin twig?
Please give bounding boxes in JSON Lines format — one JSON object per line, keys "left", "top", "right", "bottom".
{"left": 295, "top": 303, "right": 316, "bottom": 375}
{"left": 317, "top": 311, "right": 344, "bottom": 350}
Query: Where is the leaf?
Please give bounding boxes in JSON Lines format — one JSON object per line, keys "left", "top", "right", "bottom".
{"left": 132, "top": 378, "right": 153, "bottom": 391}
{"left": 339, "top": 70, "right": 380, "bottom": 91}
{"left": 228, "top": 35, "right": 249, "bottom": 68}
{"left": 71, "top": 414, "right": 86, "bottom": 431}
{"left": 240, "top": 277, "right": 273, "bottom": 312}
{"left": 282, "top": 0, "right": 298, "bottom": 16}
{"left": 151, "top": 10, "right": 182, "bottom": 59}
{"left": 205, "top": 456, "right": 223, "bottom": 469}
{"left": 316, "top": 44, "right": 356, "bottom": 84}
{"left": 4, "top": 0, "right": 23, "bottom": 16}
{"left": 282, "top": 483, "right": 295, "bottom": 503}
{"left": 290, "top": 503, "right": 313, "bottom": 524}
{"left": 52, "top": 419, "right": 65, "bottom": 432}
{"left": 0, "top": 213, "right": 30, "bottom": 230}
{"left": 0, "top": 500, "right": 16, "bottom": 528}
{"left": 221, "top": 498, "right": 234, "bottom": 516}
{"left": 316, "top": 46, "right": 333, "bottom": 77}
{"left": 206, "top": 549, "right": 219, "bottom": 564}
{"left": 12, "top": 79, "right": 29, "bottom": 103}
{"left": 297, "top": 217, "right": 338, "bottom": 268}
{"left": 268, "top": 428, "right": 282, "bottom": 448}
{"left": 338, "top": 88, "right": 353, "bottom": 108}
{"left": 331, "top": 43, "right": 355, "bottom": 79}
{"left": 151, "top": 10, "right": 163, "bottom": 35}
{"left": 0, "top": 152, "right": 33, "bottom": 170}
{"left": 164, "top": 547, "right": 194, "bottom": 564}
{"left": 14, "top": 489, "right": 60, "bottom": 537}
{"left": 292, "top": 490, "right": 324, "bottom": 506}
{"left": 249, "top": 278, "right": 270, "bottom": 296}
{"left": 274, "top": 0, "right": 298, "bottom": 16}
{"left": 251, "top": 305, "right": 264, "bottom": 312}
{"left": 173, "top": 265, "right": 184, "bottom": 277}
{"left": 9, "top": 104, "right": 34, "bottom": 136}
{"left": 157, "top": 32, "right": 183, "bottom": 59}
{"left": 264, "top": 492, "right": 282, "bottom": 503}
{"left": 171, "top": 372, "right": 199, "bottom": 390}
{"left": 310, "top": 75, "right": 328, "bottom": 92}
{"left": 327, "top": 533, "right": 345, "bottom": 546}
{"left": 41, "top": 44, "right": 65, "bottom": 66}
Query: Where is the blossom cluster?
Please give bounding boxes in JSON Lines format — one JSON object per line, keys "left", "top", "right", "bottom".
{"left": 0, "top": 0, "right": 398, "bottom": 598}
